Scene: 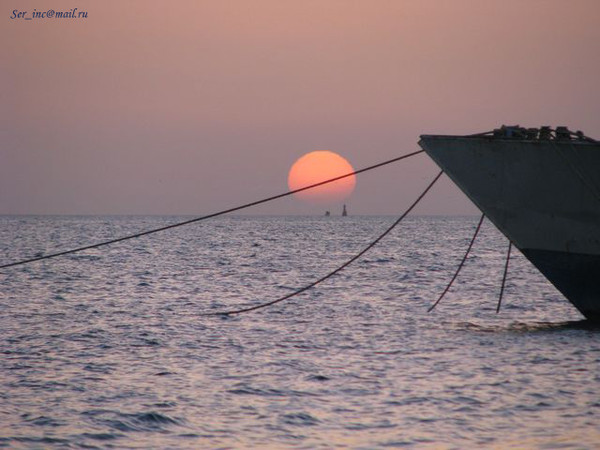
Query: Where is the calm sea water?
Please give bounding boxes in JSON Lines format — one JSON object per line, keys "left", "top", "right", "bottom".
{"left": 0, "top": 215, "right": 598, "bottom": 449}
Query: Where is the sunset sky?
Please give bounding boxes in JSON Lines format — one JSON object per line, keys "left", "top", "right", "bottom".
{"left": 4, "top": 0, "right": 600, "bottom": 215}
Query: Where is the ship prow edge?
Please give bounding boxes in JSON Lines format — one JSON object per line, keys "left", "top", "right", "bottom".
{"left": 418, "top": 126, "right": 600, "bottom": 321}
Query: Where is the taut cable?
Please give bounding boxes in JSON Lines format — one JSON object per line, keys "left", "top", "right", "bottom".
{"left": 1, "top": 150, "right": 425, "bottom": 270}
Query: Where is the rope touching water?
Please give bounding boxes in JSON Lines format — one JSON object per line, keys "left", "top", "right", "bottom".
{"left": 201, "top": 170, "right": 443, "bottom": 316}
{"left": 0, "top": 150, "right": 425, "bottom": 270}
{"left": 427, "top": 213, "right": 485, "bottom": 312}
{"left": 496, "top": 241, "right": 512, "bottom": 313}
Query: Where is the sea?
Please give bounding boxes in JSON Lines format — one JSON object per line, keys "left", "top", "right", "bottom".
{"left": 0, "top": 215, "right": 598, "bottom": 449}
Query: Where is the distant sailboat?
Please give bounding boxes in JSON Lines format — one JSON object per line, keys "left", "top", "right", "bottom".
{"left": 342, "top": 204, "right": 347, "bottom": 216}
{"left": 325, "top": 211, "right": 330, "bottom": 216}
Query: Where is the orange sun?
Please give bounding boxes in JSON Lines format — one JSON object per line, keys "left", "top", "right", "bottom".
{"left": 287, "top": 151, "right": 356, "bottom": 204}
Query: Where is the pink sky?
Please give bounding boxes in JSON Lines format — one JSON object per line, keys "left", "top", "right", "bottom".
{"left": 3, "top": 0, "right": 600, "bottom": 215}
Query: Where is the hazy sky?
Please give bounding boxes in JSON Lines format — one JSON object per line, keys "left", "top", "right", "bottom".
{"left": 4, "top": 0, "right": 600, "bottom": 215}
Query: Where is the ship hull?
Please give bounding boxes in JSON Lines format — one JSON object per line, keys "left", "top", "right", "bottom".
{"left": 418, "top": 134, "right": 600, "bottom": 321}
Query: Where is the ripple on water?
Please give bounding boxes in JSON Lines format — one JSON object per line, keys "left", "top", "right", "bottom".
{"left": 9, "top": 436, "right": 72, "bottom": 446}
{"left": 280, "top": 412, "right": 320, "bottom": 427}
{"left": 305, "top": 374, "right": 330, "bottom": 382}
{"left": 78, "top": 432, "right": 124, "bottom": 441}
{"left": 228, "top": 385, "right": 297, "bottom": 397}
{"left": 96, "top": 411, "right": 184, "bottom": 433}
{"left": 1, "top": 216, "right": 597, "bottom": 449}
{"left": 23, "top": 415, "right": 64, "bottom": 427}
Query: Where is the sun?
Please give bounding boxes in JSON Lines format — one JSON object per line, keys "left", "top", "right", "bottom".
{"left": 287, "top": 151, "right": 356, "bottom": 204}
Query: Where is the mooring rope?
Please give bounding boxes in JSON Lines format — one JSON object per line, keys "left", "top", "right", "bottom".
{"left": 496, "top": 241, "right": 512, "bottom": 313}
{"left": 0, "top": 150, "right": 425, "bottom": 270}
{"left": 427, "top": 213, "right": 485, "bottom": 312}
{"left": 201, "top": 170, "right": 443, "bottom": 316}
